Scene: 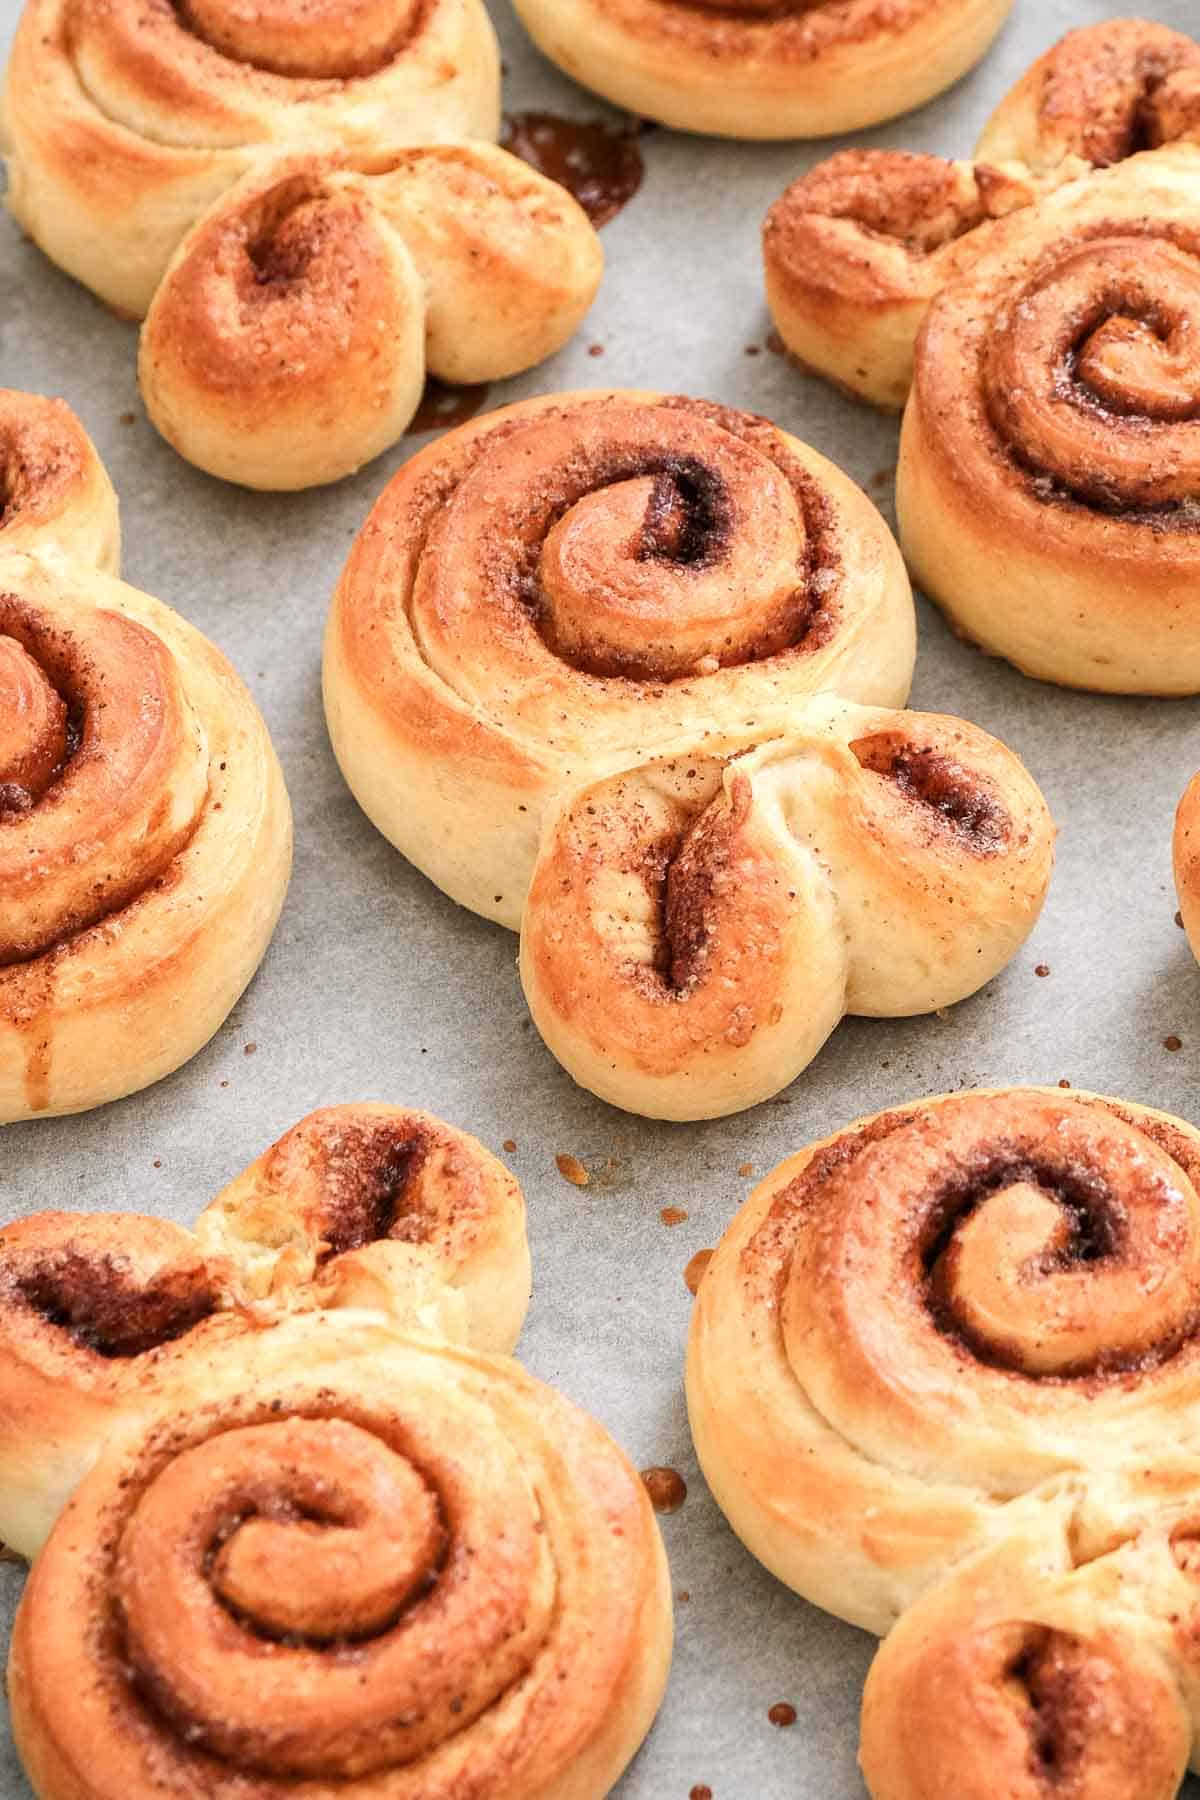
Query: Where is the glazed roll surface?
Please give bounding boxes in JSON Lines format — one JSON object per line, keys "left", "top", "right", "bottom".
{"left": 324, "top": 390, "right": 916, "bottom": 927}
{"left": 0, "top": 1105, "right": 530, "bottom": 1557}
{"left": 2, "top": 0, "right": 501, "bottom": 314}
{"left": 8, "top": 1316, "right": 672, "bottom": 1799}
{"left": 520, "top": 697, "right": 1054, "bottom": 1119}
{"left": 511, "top": 0, "right": 1013, "bottom": 139}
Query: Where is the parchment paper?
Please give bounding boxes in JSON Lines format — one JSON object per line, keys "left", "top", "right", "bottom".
{"left": 2, "top": 1, "right": 1198, "bottom": 1793}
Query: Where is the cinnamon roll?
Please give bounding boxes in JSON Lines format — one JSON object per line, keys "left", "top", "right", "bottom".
{"left": 688, "top": 1087, "right": 1200, "bottom": 1796}
{"left": 765, "top": 18, "right": 1200, "bottom": 407}
{"left": 0, "top": 552, "right": 291, "bottom": 1120}
{"left": 1176, "top": 776, "right": 1200, "bottom": 964}
{"left": 139, "top": 147, "right": 603, "bottom": 490}
{"left": 520, "top": 697, "right": 1054, "bottom": 1120}
{"left": 324, "top": 391, "right": 917, "bottom": 927}
{"left": 510, "top": 0, "right": 1013, "bottom": 140}
{"left": 8, "top": 1314, "right": 672, "bottom": 1799}
{"left": 0, "top": 1105, "right": 530, "bottom": 1557}
{"left": 897, "top": 147, "right": 1200, "bottom": 693}
{"left": 2, "top": 0, "right": 501, "bottom": 317}
{"left": 0, "top": 390, "right": 119, "bottom": 573}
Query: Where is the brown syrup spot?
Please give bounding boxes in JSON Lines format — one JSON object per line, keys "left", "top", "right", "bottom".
{"left": 661, "top": 1205, "right": 689, "bottom": 1226}
{"left": 738, "top": 1162, "right": 755, "bottom": 1177}
{"left": 640, "top": 1467, "right": 687, "bottom": 1513}
{"left": 1059, "top": 1079, "right": 1072, "bottom": 1089}
{"left": 588, "top": 343, "right": 606, "bottom": 358}
{"left": 768, "top": 1702, "right": 798, "bottom": 1728}
{"left": 1036, "top": 965, "right": 1051, "bottom": 978}
{"left": 119, "top": 411, "right": 136, "bottom": 427}
{"left": 1165, "top": 1035, "right": 1183, "bottom": 1052}
{"left": 11, "top": 1252, "right": 218, "bottom": 1358}
{"left": 690, "top": 1787, "right": 714, "bottom": 1800}
{"left": 407, "top": 377, "right": 491, "bottom": 437}
{"left": 243, "top": 1041, "right": 257, "bottom": 1055}
{"left": 1177, "top": 911, "right": 1186, "bottom": 929}
{"left": 556, "top": 1152, "right": 590, "bottom": 1187}
{"left": 501, "top": 112, "right": 645, "bottom": 227}
{"left": 685, "top": 1249, "right": 715, "bottom": 1294}
{"left": 502, "top": 1138, "right": 517, "bottom": 1153}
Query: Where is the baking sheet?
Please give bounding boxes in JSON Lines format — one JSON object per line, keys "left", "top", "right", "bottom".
{"left": 2, "top": 1, "right": 1199, "bottom": 1793}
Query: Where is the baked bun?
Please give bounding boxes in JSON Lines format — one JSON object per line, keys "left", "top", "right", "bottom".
{"left": 520, "top": 697, "right": 1054, "bottom": 1120}
{"left": 8, "top": 1313, "right": 672, "bottom": 1799}
{"left": 139, "top": 147, "right": 603, "bottom": 490}
{"left": 325, "top": 390, "right": 916, "bottom": 927}
{"left": 0, "top": 552, "right": 291, "bottom": 1120}
{"left": 1176, "top": 775, "right": 1200, "bottom": 964}
{"left": 510, "top": 0, "right": 1013, "bottom": 140}
{"left": 897, "top": 147, "right": 1200, "bottom": 694}
{"left": 765, "top": 18, "right": 1200, "bottom": 407}
{"left": 0, "top": 389, "right": 119, "bottom": 571}
{"left": 0, "top": 1105, "right": 529, "bottom": 1557}
{"left": 2, "top": 0, "right": 501, "bottom": 317}
{"left": 688, "top": 1087, "right": 1200, "bottom": 1794}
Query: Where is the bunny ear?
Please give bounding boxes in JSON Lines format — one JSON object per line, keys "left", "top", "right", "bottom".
{"left": 764, "top": 151, "right": 1035, "bottom": 410}
{"left": 520, "top": 748, "right": 851, "bottom": 1123}
{"left": 0, "top": 390, "right": 119, "bottom": 572}
{"left": 860, "top": 1530, "right": 1192, "bottom": 1800}
{"left": 0, "top": 1211, "right": 234, "bottom": 1558}
{"left": 975, "top": 18, "right": 1200, "bottom": 176}
{"left": 138, "top": 157, "right": 427, "bottom": 491}
{"left": 8, "top": 1317, "right": 672, "bottom": 1800}
{"left": 520, "top": 704, "right": 1054, "bottom": 1120}
{"left": 195, "top": 1104, "right": 530, "bottom": 1354}
{"left": 366, "top": 143, "right": 603, "bottom": 386}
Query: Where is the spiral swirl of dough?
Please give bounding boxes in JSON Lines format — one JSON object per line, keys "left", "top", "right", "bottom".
{"left": 0, "top": 549, "right": 291, "bottom": 1121}
{"left": 2, "top": 0, "right": 500, "bottom": 315}
{"left": 7, "top": 1317, "right": 672, "bottom": 1799}
{"left": 688, "top": 1088, "right": 1200, "bottom": 1634}
{"left": 324, "top": 390, "right": 916, "bottom": 927}
{"left": 690, "top": 1087, "right": 1200, "bottom": 1798}
{"left": 138, "top": 147, "right": 603, "bottom": 490}
{"left": 520, "top": 697, "right": 1054, "bottom": 1120}
{"left": 897, "top": 147, "right": 1200, "bottom": 693}
{"left": 764, "top": 18, "right": 1200, "bottom": 408}
{"left": 510, "top": 0, "right": 1012, "bottom": 139}
{"left": 0, "top": 1105, "right": 529, "bottom": 1557}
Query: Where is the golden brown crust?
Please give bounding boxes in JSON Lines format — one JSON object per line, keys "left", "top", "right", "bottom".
{"left": 0, "top": 552, "right": 291, "bottom": 1120}
{"left": 7, "top": 1318, "right": 672, "bottom": 1800}
{"left": 323, "top": 389, "right": 916, "bottom": 928}
{"left": 0, "top": 390, "right": 119, "bottom": 571}
{"left": 687, "top": 1086, "right": 1200, "bottom": 1636}
{"left": 2, "top": 0, "right": 502, "bottom": 315}
{"left": 0, "top": 1106, "right": 530, "bottom": 1558}
{"left": 1176, "top": 775, "right": 1200, "bottom": 965}
{"left": 510, "top": 0, "right": 1013, "bottom": 138}
{"left": 765, "top": 18, "right": 1200, "bottom": 407}
{"left": 519, "top": 699, "right": 1054, "bottom": 1119}
{"left": 138, "top": 146, "right": 603, "bottom": 490}
{"left": 897, "top": 147, "right": 1200, "bottom": 694}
